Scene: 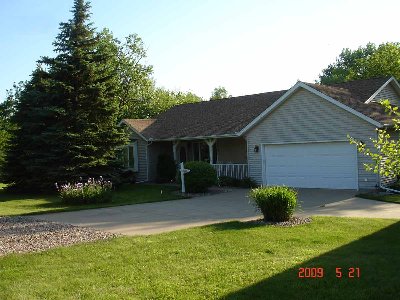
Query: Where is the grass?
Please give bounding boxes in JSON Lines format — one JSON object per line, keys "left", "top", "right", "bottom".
{"left": 357, "top": 192, "right": 400, "bottom": 204}
{"left": 0, "top": 183, "right": 185, "bottom": 216}
{"left": 0, "top": 217, "right": 399, "bottom": 299}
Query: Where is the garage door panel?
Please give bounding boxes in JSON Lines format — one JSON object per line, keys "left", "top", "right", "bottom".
{"left": 269, "top": 169, "right": 354, "bottom": 178}
{"left": 264, "top": 142, "right": 358, "bottom": 189}
{"left": 267, "top": 176, "right": 356, "bottom": 189}
{"left": 267, "top": 158, "right": 355, "bottom": 168}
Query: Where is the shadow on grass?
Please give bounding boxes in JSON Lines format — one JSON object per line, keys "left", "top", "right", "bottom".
{"left": 207, "top": 220, "right": 264, "bottom": 232}
{"left": 220, "top": 220, "right": 400, "bottom": 300}
{"left": 0, "top": 183, "right": 186, "bottom": 216}
{"left": 0, "top": 189, "right": 52, "bottom": 201}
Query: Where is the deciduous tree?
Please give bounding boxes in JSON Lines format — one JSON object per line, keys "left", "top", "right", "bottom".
{"left": 349, "top": 100, "right": 400, "bottom": 180}
{"left": 210, "top": 86, "right": 231, "bottom": 100}
{"left": 319, "top": 42, "right": 400, "bottom": 84}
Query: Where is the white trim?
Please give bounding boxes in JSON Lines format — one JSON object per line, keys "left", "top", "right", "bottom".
{"left": 261, "top": 143, "right": 267, "bottom": 186}
{"left": 118, "top": 120, "right": 148, "bottom": 141}
{"left": 245, "top": 137, "right": 250, "bottom": 180}
{"left": 121, "top": 141, "right": 139, "bottom": 172}
{"left": 365, "top": 77, "right": 400, "bottom": 103}
{"left": 238, "top": 82, "right": 383, "bottom": 136}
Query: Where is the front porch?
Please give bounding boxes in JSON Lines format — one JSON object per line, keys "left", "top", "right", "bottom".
{"left": 148, "top": 137, "right": 249, "bottom": 180}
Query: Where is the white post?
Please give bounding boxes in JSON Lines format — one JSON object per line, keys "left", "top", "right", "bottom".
{"left": 172, "top": 141, "right": 180, "bottom": 162}
{"left": 205, "top": 139, "right": 216, "bottom": 164}
{"left": 179, "top": 162, "right": 190, "bottom": 193}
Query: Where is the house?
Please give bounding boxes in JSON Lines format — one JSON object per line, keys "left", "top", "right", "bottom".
{"left": 119, "top": 77, "right": 400, "bottom": 190}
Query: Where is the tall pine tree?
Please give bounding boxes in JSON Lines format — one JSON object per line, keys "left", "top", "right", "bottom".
{"left": 4, "top": 66, "right": 66, "bottom": 190}
{"left": 5, "top": 0, "right": 126, "bottom": 191}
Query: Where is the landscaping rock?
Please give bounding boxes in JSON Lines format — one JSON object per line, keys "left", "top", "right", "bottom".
{"left": 0, "top": 216, "right": 117, "bottom": 256}
{"left": 250, "top": 216, "right": 312, "bottom": 227}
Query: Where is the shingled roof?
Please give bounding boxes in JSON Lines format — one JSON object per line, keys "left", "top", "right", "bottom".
{"left": 138, "top": 90, "right": 287, "bottom": 140}
{"left": 123, "top": 119, "right": 156, "bottom": 133}
{"left": 306, "top": 77, "right": 393, "bottom": 124}
{"left": 123, "top": 77, "right": 396, "bottom": 140}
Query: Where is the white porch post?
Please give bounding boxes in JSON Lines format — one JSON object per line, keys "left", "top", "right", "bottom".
{"left": 205, "top": 139, "right": 216, "bottom": 164}
{"left": 172, "top": 140, "right": 180, "bottom": 162}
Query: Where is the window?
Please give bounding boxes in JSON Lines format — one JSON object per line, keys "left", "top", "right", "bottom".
{"left": 119, "top": 141, "right": 139, "bottom": 172}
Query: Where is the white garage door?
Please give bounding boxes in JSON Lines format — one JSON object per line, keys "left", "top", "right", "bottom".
{"left": 264, "top": 142, "right": 358, "bottom": 189}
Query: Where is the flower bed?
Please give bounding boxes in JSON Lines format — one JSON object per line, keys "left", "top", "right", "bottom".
{"left": 56, "top": 177, "right": 113, "bottom": 205}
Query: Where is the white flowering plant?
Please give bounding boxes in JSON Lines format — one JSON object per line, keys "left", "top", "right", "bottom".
{"left": 55, "top": 176, "right": 113, "bottom": 204}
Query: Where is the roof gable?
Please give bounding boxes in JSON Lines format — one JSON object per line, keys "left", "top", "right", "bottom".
{"left": 119, "top": 119, "right": 156, "bottom": 141}
{"left": 238, "top": 82, "right": 383, "bottom": 135}
{"left": 367, "top": 77, "right": 400, "bottom": 104}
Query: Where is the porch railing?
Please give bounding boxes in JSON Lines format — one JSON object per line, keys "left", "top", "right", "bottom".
{"left": 211, "top": 164, "right": 248, "bottom": 179}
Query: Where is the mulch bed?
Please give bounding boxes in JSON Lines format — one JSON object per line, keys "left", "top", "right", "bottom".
{"left": 179, "top": 186, "right": 235, "bottom": 198}
{"left": 0, "top": 216, "right": 117, "bottom": 256}
{"left": 248, "top": 216, "right": 312, "bottom": 227}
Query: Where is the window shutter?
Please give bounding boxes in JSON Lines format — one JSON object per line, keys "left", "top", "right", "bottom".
{"left": 133, "top": 141, "right": 139, "bottom": 172}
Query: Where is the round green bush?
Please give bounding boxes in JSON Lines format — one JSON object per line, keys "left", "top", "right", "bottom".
{"left": 178, "top": 161, "right": 217, "bottom": 193}
{"left": 249, "top": 186, "right": 297, "bottom": 222}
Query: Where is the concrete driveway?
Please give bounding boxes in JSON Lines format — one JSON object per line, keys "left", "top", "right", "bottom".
{"left": 297, "top": 189, "right": 400, "bottom": 219}
{"left": 32, "top": 188, "right": 400, "bottom": 236}
{"left": 32, "top": 189, "right": 258, "bottom": 236}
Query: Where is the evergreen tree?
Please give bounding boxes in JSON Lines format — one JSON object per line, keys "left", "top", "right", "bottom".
{"left": 4, "top": 67, "right": 65, "bottom": 190}
{"left": 45, "top": 0, "right": 126, "bottom": 179}
{"left": 5, "top": 0, "right": 126, "bottom": 190}
{"left": 0, "top": 84, "right": 20, "bottom": 180}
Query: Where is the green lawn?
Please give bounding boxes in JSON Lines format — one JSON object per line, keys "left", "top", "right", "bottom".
{"left": 357, "top": 192, "right": 400, "bottom": 204}
{"left": 0, "top": 184, "right": 184, "bottom": 216}
{"left": 0, "top": 217, "right": 399, "bottom": 299}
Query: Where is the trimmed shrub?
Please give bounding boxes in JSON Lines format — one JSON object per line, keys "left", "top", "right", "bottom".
{"left": 249, "top": 186, "right": 297, "bottom": 222}
{"left": 56, "top": 177, "right": 113, "bottom": 205}
{"left": 157, "top": 154, "right": 177, "bottom": 182}
{"left": 178, "top": 161, "right": 217, "bottom": 193}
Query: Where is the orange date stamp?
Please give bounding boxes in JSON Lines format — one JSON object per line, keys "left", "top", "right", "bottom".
{"left": 298, "top": 267, "right": 361, "bottom": 278}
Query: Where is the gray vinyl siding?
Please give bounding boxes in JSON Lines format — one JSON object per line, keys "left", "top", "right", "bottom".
{"left": 129, "top": 131, "right": 148, "bottom": 182}
{"left": 245, "top": 88, "right": 379, "bottom": 189}
{"left": 216, "top": 138, "right": 247, "bottom": 163}
{"left": 373, "top": 83, "right": 400, "bottom": 107}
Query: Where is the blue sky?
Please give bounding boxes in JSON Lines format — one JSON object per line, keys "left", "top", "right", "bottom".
{"left": 1, "top": 0, "right": 399, "bottom": 101}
